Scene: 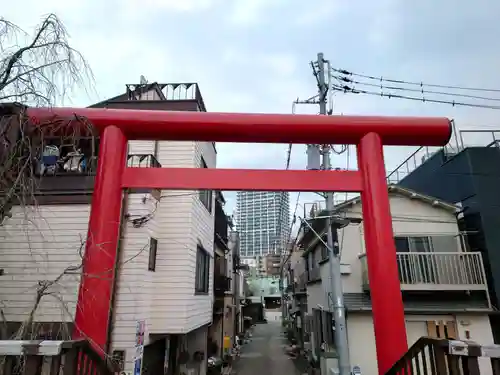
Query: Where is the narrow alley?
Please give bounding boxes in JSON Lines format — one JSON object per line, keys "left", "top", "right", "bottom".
{"left": 234, "top": 322, "right": 305, "bottom": 375}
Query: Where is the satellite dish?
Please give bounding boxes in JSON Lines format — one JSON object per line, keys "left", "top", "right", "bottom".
{"left": 140, "top": 75, "right": 148, "bottom": 85}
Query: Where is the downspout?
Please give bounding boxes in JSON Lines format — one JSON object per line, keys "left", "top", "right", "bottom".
{"left": 220, "top": 248, "right": 225, "bottom": 357}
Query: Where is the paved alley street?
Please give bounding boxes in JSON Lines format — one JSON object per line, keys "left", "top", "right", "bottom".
{"left": 234, "top": 322, "right": 305, "bottom": 375}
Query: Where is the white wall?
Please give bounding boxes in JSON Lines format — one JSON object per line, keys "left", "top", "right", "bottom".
{"left": 147, "top": 140, "right": 216, "bottom": 334}
{"left": 347, "top": 313, "right": 494, "bottom": 375}
{"left": 185, "top": 141, "right": 216, "bottom": 332}
{"left": 0, "top": 192, "right": 156, "bottom": 328}
{"left": 0, "top": 204, "right": 88, "bottom": 323}
{"left": 110, "top": 193, "right": 159, "bottom": 371}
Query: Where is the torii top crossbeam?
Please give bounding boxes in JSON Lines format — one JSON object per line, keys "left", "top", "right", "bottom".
{"left": 27, "top": 107, "right": 451, "bottom": 145}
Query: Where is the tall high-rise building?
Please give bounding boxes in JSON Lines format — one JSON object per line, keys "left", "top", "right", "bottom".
{"left": 236, "top": 191, "right": 290, "bottom": 259}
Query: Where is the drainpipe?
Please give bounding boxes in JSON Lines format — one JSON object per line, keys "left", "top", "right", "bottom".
{"left": 220, "top": 250, "right": 225, "bottom": 357}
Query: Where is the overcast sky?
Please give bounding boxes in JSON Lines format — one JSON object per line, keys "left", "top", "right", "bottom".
{"left": 3, "top": 0, "right": 500, "bottom": 219}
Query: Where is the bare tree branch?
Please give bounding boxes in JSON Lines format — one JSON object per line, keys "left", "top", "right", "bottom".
{"left": 0, "top": 13, "right": 94, "bottom": 107}
{"left": 0, "top": 14, "right": 96, "bottom": 346}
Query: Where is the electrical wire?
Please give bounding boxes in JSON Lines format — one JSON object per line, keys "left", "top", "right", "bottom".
{"left": 270, "top": 144, "right": 293, "bottom": 254}
{"left": 334, "top": 75, "right": 500, "bottom": 102}
{"left": 279, "top": 191, "right": 301, "bottom": 279}
{"left": 331, "top": 67, "right": 500, "bottom": 93}
{"left": 330, "top": 67, "right": 500, "bottom": 110}
{"left": 331, "top": 83, "right": 500, "bottom": 110}
{"left": 127, "top": 191, "right": 201, "bottom": 229}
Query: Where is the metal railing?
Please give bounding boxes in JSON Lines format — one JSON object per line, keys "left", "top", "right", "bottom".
{"left": 386, "top": 146, "right": 440, "bottom": 184}
{"left": 303, "top": 195, "right": 360, "bottom": 220}
{"left": 36, "top": 153, "right": 161, "bottom": 178}
{"left": 0, "top": 340, "right": 114, "bottom": 375}
{"left": 386, "top": 121, "right": 500, "bottom": 185}
{"left": 360, "top": 252, "right": 488, "bottom": 292}
{"left": 386, "top": 337, "right": 500, "bottom": 375}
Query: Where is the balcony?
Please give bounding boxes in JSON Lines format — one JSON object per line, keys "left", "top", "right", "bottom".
{"left": 34, "top": 152, "right": 161, "bottom": 196}
{"left": 214, "top": 275, "right": 231, "bottom": 297}
{"left": 359, "top": 252, "right": 488, "bottom": 292}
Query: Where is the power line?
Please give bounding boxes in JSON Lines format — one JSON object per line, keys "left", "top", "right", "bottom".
{"left": 331, "top": 67, "right": 500, "bottom": 93}
{"left": 271, "top": 144, "right": 293, "bottom": 254}
{"left": 331, "top": 83, "right": 500, "bottom": 110}
{"left": 330, "top": 67, "right": 500, "bottom": 110}
{"left": 333, "top": 75, "right": 500, "bottom": 102}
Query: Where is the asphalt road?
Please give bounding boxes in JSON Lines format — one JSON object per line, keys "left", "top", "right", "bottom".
{"left": 234, "top": 322, "right": 305, "bottom": 375}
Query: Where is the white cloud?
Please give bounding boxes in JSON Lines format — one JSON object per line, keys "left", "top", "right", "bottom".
{"left": 228, "top": 0, "right": 285, "bottom": 27}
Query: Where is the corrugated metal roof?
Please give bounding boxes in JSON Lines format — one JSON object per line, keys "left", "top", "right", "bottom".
{"left": 343, "top": 293, "right": 492, "bottom": 313}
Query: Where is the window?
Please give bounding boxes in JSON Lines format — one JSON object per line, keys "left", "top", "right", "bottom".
{"left": 199, "top": 157, "right": 213, "bottom": 212}
{"left": 395, "top": 235, "right": 459, "bottom": 253}
{"left": 312, "top": 308, "right": 323, "bottom": 356}
{"left": 148, "top": 237, "right": 158, "bottom": 271}
{"left": 195, "top": 245, "right": 210, "bottom": 294}
{"left": 321, "top": 311, "right": 335, "bottom": 347}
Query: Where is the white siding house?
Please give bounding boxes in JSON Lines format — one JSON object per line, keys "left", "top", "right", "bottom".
{"left": 0, "top": 85, "right": 216, "bottom": 374}
{"left": 300, "top": 186, "right": 494, "bottom": 375}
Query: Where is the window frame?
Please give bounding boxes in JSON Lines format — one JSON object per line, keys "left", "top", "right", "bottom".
{"left": 148, "top": 237, "right": 158, "bottom": 271}
{"left": 195, "top": 244, "right": 210, "bottom": 294}
{"left": 198, "top": 157, "right": 213, "bottom": 212}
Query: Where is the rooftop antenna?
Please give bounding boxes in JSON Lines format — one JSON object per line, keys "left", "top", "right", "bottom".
{"left": 140, "top": 75, "right": 148, "bottom": 85}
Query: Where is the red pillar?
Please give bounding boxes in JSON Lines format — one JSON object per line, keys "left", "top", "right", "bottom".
{"left": 358, "top": 132, "right": 407, "bottom": 375}
{"left": 73, "top": 125, "right": 127, "bottom": 354}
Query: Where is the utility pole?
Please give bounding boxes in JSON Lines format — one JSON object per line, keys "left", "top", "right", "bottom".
{"left": 315, "top": 52, "right": 351, "bottom": 375}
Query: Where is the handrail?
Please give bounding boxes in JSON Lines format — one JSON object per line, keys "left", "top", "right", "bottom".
{"left": 386, "top": 146, "right": 425, "bottom": 183}
{"left": 386, "top": 122, "right": 500, "bottom": 185}
{"left": 386, "top": 336, "right": 500, "bottom": 375}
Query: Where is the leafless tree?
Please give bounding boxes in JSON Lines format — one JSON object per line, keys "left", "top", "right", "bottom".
{"left": 0, "top": 13, "right": 93, "bottom": 106}
{"left": 0, "top": 13, "right": 95, "bottom": 221}
{"left": 0, "top": 14, "right": 95, "bottom": 344}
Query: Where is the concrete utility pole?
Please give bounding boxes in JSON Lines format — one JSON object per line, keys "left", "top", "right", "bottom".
{"left": 315, "top": 52, "right": 351, "bottom": 375}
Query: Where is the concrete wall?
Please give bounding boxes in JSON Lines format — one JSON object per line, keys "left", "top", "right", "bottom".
{"left": 347, "top": 313, "right": 494, "bottom": 375}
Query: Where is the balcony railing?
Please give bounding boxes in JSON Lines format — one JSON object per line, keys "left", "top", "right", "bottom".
{"left": 360, "top": 252, "right": 488, "bottom": 292}
{"left": 386, "top": 336, "right": 500, "bottom": 375}
{"left": 386, "top": 121, "right": 500, "bottom": 185}
{"left": 36, "top": 152, "right": 161, "bottom": 178}
{"left": 214, "top": 275, "right": 231, "bottom": 297}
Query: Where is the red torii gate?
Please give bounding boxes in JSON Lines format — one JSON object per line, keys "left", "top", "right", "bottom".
{"left": 27, "top": 108, "right": 451, "bottom": 375}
